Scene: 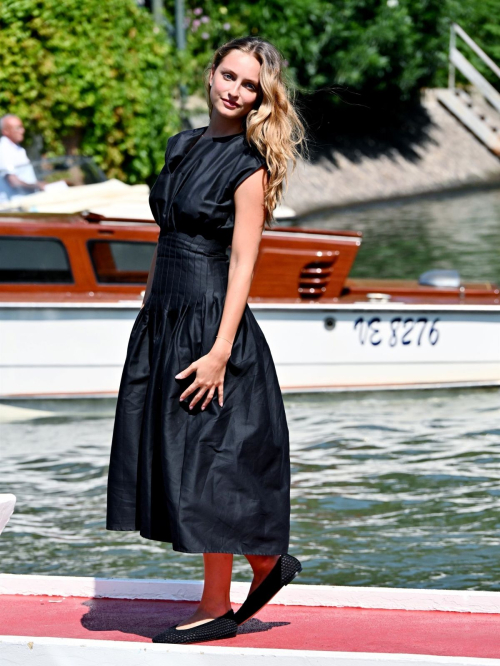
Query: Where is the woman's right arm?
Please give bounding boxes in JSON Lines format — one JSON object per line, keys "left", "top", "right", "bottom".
{"left": 141, "top": 243, "right": 158, "bottom": 308}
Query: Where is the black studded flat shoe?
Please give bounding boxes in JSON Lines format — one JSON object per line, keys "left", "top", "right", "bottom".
{"left": 234, "top": 553, "right": 302, "bottom": 625}
{"left": 152, "top": 608, "right": 238, "bottom": 644}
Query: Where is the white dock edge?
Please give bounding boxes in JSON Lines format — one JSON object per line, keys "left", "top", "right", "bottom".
{"left": 1, "top": 636, "right": 500, "bottom": 666}
{"left": 1, "top": 573, "right": 500, "bottom": 613}
{"left": 2, "top": 576, "right": 500, "bottom": 666}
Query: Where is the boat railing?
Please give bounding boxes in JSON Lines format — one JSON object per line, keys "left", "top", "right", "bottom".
{"left": 81, "top": 211, "right": 363, "bottom": 238}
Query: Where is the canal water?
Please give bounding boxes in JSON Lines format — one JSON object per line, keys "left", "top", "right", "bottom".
{"left": 1, "top": 187, "right": 499, "bottom": 591}
{"left": 298, "top": 186, "right": 500, "bottom": 284}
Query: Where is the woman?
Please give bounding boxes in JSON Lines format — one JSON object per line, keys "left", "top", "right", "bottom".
{"left": 106, "top": 35, "right": 306, "bottom": 644}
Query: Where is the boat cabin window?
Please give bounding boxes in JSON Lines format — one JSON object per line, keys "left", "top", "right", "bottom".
{"left": 87, "top": 240, "right": 156, "bottom": 284}
{"left": 0, "top": 236, "right": 73, "bottom": 283}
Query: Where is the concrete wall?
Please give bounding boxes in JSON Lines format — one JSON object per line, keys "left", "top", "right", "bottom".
{"left": 282, "top": 89, "right": 500, "bottom": 215}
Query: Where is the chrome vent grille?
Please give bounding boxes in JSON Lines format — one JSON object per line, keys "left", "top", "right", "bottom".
{"left": 298, "top": 259, "right": 335, "bottom": 299}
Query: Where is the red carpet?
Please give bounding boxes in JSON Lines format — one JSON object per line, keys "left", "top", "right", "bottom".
{"left": 1, "top": 595, "right": 499, "bottom": 658}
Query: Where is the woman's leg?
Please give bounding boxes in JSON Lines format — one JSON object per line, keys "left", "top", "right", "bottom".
{"left": 176, "top": 553, "right": 233, "bottom": 629}
{"left": 244, "top": 555, "right": 280, "bottom": 594}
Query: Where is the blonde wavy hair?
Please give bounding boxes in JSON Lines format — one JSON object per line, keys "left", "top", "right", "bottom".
{"left": 203, "top": 36, "right": 308, "bottom": 227}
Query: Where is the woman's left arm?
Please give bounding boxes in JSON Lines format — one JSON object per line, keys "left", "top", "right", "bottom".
{"left": 175, "top": 166, "right": 268, "bottom": 410}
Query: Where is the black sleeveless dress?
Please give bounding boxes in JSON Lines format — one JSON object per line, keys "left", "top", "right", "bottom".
{"left": 106, "top": 126, "right": 291, "bottom": 555}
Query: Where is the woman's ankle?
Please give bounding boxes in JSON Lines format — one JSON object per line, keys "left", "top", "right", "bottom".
{"left": 197, "top": 600, "right": 232, "bottom": 617}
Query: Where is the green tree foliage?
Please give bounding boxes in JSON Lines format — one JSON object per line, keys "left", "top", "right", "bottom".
{"left": 181, "top": 0, "right": 499, "bottom": 105}
{"left": 181, "top": 0, "right": 442, "bottom": 106}
{"left": 0, "top": 0, "right": 181, "bottom": 182}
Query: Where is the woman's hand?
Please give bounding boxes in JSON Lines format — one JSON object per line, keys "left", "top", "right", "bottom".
{"left": 175, "top": 339, "right": 232, "bottom": 410}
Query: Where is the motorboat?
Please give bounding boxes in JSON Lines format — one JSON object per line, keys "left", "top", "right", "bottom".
{"left": 0, "top": 210, "right": 498, "bottom": 398}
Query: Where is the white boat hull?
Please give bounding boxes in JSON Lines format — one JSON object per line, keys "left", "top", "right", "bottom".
{"left": 0, "top": 302, "right": 499, "bottom": 398}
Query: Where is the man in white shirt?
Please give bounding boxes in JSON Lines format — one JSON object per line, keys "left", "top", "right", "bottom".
{"left": 0, "top": 114, "right": 46, "bottom": 202}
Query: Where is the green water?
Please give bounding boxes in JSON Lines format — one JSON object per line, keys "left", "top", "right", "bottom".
{"left": 298, "top": 186, "right": 500, "bottom": 284}
{"left": 1, "top": 188, "right": 499, "bottom": 591}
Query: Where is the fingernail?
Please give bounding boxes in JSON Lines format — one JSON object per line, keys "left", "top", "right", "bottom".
{"left": 189, "top": 405, "right": 193, "bottom": 410}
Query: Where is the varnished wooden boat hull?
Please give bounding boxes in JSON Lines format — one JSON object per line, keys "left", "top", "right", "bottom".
{"left": 0, "top": 213, "right": 498, "bottom": 397}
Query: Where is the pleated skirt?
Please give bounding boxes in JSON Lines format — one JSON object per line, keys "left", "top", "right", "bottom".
{"left": 106, "top": 230, "right": 291, "bottom": 554}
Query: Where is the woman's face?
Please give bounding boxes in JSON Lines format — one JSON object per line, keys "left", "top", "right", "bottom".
{"left": 209, "top": 50, "right": 261, "bottom": 122}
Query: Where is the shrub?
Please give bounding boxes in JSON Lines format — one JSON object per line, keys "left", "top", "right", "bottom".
{"left": 180, "top": 0, "right": 499, "bottom": 106}
{"left": 0, "top": 0, "right": 181, "bottom": 183}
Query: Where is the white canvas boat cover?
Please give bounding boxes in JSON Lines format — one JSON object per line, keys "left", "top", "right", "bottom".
{"left": 0, "top": 179, "right": 154, "bottom": 220}
{"left": 0, "top": 178, "right": 295, "bottom": 220}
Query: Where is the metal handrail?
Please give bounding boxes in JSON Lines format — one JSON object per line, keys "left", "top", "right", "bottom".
{"left": 448, "top": 23, "right": 500, "bottom": 114}
{"left": 451, "top": 23, "right": 500, "bottom": 80}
